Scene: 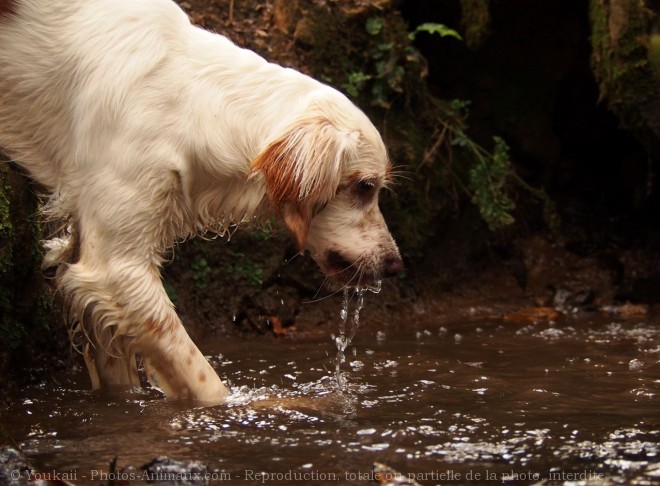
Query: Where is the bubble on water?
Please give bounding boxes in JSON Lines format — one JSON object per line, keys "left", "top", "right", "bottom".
{"left": 362, "top": 443, "right": 390, "bottom": 451}
{"left": 539, "top": 327, "right": 565, "bottom": 339}
{"left": 374, "top": 360, "right": 398, "bottom": 370}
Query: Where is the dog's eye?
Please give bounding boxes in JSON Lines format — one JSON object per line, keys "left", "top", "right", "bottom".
{"left": 356, "top": 180, "right": 376, "bottom": 197}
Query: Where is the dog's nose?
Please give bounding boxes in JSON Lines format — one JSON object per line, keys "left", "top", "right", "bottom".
{"left": 383, "top": 254, "right": 404, "bottom": 278}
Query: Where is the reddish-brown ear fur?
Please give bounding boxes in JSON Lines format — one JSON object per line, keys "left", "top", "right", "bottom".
{"left": 250, "top": 138, "right": 301, "bottom": 205}
{"left": 250, "top": 137, "right": 313, "bottom": 248}
{"left": 251, "top": 139, "right": 312, "bottom": 250}
{"left": 0, "top": 0, "right": 18, "bottom": 20}
{"left": 250, "top": 116, "right": 353, "bottom": 249}
{"left": 281, "top": 203, "right": 312, "bottom": 249}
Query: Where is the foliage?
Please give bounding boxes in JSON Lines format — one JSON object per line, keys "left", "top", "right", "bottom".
{"left": 190, "top": 254, "right": 212, "bottom": 290}
{"left": 228, "top": 251, "right": 264, "bottom": 289}
{"left": 365, "top": 17, "right": 385, "bottom": 36}
{"left": 408, "top": 23, "right": 462, "bottom": 41}
{"left": 467, "top": 137, "right": 516, "bottom": 230}
{"left": 343, "top": 19, "right": 461, "bottom": 108}
{"left": 343, "top": 72, "right": 373, "bottom": 98}
{"left": 339, "top": 11, "right": 558, "bottom": 238}
{"left": 423, "top": 99, "right": 559, "bottom": 232}
{"left": 342, "top": 16, "right": 433, "bottom": 108}
{"left": 589, "top": 0, "right": 655, "bottom": 132}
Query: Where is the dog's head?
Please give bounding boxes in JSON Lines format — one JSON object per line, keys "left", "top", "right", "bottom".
{"left": 250, "top": 94, "right": 403, "bottom": 286}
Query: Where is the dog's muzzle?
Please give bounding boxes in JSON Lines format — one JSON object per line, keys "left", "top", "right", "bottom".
{"left": 324, "top": 249, "right": 403, "bottom": 284}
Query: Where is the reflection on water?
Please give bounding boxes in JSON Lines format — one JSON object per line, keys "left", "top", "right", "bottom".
{"left": 1, "top": 314, "right": 659, "bottom": 485}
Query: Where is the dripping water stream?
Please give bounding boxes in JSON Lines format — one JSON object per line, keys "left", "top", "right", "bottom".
{"left": 332, "top": 281, "right": 382, "bottom": 390}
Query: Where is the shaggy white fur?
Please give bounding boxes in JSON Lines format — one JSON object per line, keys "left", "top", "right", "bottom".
{"left": 0, "top": 0, "right": 402, "bottom": 402}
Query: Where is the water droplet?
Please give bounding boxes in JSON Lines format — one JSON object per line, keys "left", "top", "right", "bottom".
{"left": 629, "top": 358, "right": 644, "bottom": 371}
{"left": 333, "top": 285, "right": 373, "bottom": 390}
{"left": 363, "top": 280, "right": 382, "bottom": 294}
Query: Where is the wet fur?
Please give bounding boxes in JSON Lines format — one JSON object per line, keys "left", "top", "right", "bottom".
{"left": 0, "top": 0, "right": 402, "bottom": 401}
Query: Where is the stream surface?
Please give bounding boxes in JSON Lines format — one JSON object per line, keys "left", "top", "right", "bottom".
{"left": 1, "top": 310, "right": 659, "bottom": 485}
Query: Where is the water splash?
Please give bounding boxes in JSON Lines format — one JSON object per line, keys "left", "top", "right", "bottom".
{"left": 332, "top": 281, "right": 382, "bottom": 391}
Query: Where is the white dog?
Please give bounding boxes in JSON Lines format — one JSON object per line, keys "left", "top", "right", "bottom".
{"left": 0, "top": 0, "right": 403, "bottom": 401}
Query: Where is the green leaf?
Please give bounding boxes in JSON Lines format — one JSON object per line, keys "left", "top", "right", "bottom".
{"left": 366, "top": 17, "right": 384, "bottom": 36}
{"left": 342, "top": 71, "right": 373, "bottom": 98}
{"left": 409, "top": 23, "right": 462, "bottom": 41}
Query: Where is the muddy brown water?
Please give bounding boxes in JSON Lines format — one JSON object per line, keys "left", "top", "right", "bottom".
{"left": 1, "top": 301, "right": 659, "bottom": 485}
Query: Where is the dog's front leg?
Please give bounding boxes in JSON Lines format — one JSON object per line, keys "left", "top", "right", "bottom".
{"left": 61, "top": 253, "right": 230, "bottom": 402}
{"left": 137, "top": 318, "right": 231, "bottom": 403}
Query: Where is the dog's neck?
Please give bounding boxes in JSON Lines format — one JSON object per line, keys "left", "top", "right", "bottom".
{"left": 181, "top": 30, "right": 334, "bottom": 234}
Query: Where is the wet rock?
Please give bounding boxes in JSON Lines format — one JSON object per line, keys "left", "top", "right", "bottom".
{"left": 628, "top": 358, "right": 644, "bottom": 371}
{"left": 600, "top": 302, "right": 648, "bottom": 319}
{"left": 522, "top": 235, "right": 618, "bottom": 307}
{"left": 552, "top": 287, "right": 595, "bottom": 313}
{"left": 373, "top": 462, "right": 422, "bottom": 486}
{"left": 504, "top": 306, "right": 562, "bottom": 324}
{"left": 141, "top": 456, "right": 209, "bottom": 484}
{"left": 0, "top": 446, "right": 29, "bottom": 483}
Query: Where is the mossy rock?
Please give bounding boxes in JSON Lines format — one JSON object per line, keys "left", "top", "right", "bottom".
{"left": 0, "top": 161, "right": 50, "bottom": 373}
{"left": 590, "top": 0, "right": 660, "bottom": 138}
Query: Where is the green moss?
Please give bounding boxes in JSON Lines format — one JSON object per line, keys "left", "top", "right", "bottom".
{"left": 589, "top": 0, "right": 656, "bottom": 132}
{"left": 0, "top": 162, "right": 45, "bottom": 351}
{"left": 460, "top": 0, "right": 491, "bottom": 49}
{"left": 0, "top": 166, "right": 15, "bottom": 274}
{"left": 0, "top": 166, "right": 17, "bottom": 341}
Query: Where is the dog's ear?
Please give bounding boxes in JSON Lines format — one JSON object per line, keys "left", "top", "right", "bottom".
{"left": 250, "top": 116, "right": 358, "bottom": 249}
